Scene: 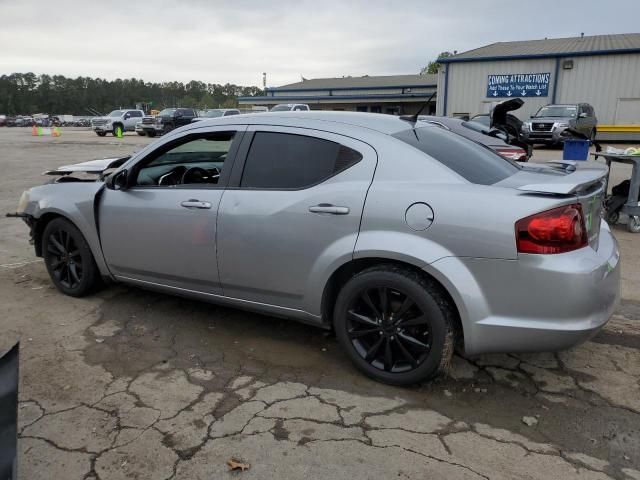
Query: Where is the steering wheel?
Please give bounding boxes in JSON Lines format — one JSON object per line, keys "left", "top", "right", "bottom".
{"left": 182, "top": 166, "right": 220, "bottom": 185}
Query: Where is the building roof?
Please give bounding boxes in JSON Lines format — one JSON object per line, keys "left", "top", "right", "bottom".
{"left": 441, "top": 33, "right": 640, "bottom": 63}
{"left": 274, "top": 74, "right": 437, "bottom": 91}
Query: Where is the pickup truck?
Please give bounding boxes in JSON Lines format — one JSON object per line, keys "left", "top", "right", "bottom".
{"left": 138, "top": 108, "right": 198, "bottom": 137}
{"left": 91, "top": 109, "right": 145, "bottom": 136}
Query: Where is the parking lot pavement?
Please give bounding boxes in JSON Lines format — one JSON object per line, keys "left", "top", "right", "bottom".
{"left": 1, "top": 128, "right": 639, "bottom": 480}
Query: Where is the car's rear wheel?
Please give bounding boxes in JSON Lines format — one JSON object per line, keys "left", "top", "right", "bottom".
{"left": 147, "top": 131, "right": 156, "bottom": 137}
{"left": 334, "top": 265, "right": 455, "bottom": 385}
{"left": 42, "top": 218, "right": 101, "bottom": 297}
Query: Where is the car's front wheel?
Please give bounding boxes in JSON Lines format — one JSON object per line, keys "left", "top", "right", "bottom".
{"left": 137, "top": 131, "right": 146, "bottom": 136}
{"left": 96, "top": 132, "right": 106, "bottom": 137}
{"left": 42, "top": 218, "right": 101, "bottom": 297}
{"left": 334, "top": 265, "right": 455, "bottom": 385}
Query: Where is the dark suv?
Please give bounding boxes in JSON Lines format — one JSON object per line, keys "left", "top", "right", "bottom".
{"left": 140, "top": 108, "right": 198, "bottom": 137}
{"left": 522, "top": 103, "right": 597, "bottom": 145}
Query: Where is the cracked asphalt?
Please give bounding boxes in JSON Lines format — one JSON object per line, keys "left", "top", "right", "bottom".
{"left": 1, "top": 128, "right": 639, "bottom": 479}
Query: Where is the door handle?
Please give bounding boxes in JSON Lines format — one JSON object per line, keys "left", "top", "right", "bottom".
{"left": 180, "top": 200, "right": 212, "bottom": 209}
{"left": 308, "top": 204, "right": 350, "bottom": 215}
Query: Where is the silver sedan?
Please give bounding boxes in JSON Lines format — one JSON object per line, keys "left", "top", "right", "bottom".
{"left": 10, "top": 111, "right": 620, "bottom": 385}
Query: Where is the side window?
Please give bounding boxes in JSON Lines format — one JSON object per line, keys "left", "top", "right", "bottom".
{"left": 134, "top": 132, "right": 235, "bottom": 187}
{"left": 240, "top": 132, "right": 362, "bottom": 189}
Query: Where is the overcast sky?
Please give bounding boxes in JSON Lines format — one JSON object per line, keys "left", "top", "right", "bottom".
{"left": 1, "top": 0, "right": 638, "bottom": 87}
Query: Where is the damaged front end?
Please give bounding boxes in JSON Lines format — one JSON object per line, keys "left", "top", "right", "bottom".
{"left": 43, "top": 156, "right": 130, "bottom": 183}
{"left": 6, "top": 156, "right": 128, "bottom": 256}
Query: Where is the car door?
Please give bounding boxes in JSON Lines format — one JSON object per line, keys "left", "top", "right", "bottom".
{"left": 124, "top": 111, "right": 139, "bottom": 130}
{"left": 99, "top": 126, "right": 246, "bottom": 293}
{"left": 217, "top": 125, "right": 377, "bottom": 313}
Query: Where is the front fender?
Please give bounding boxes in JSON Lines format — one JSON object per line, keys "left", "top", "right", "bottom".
{"left": 21, "top": 183, "right": 112, "bottom": 277}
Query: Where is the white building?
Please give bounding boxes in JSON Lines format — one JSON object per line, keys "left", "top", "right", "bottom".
{"left": 436, "top": 33, "right": 640, "bottom": 137}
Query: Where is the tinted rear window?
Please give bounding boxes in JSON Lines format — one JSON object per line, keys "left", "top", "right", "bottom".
{"left": 241, "top": 132, "right": 362, "bottom": 189}
{"left": 393, "top": 126, "right": 520, "bottom": 185}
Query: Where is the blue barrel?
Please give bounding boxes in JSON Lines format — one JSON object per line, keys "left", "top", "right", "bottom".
{"left": 563, "top": 139, "right": 590, "bottom": 161}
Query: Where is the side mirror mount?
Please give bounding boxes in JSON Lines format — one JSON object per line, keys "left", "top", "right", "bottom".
{"left": 106, "top": 169, "right": 129, "bottom": 191}
{"left": 124, "top": 114, "right": 131, "bottom": 119}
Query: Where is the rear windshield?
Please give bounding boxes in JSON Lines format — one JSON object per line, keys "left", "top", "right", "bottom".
{"left": 393, "top": 126, "right": 520, "bottom": 185}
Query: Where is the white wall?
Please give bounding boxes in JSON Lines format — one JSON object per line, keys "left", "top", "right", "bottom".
{"left": 555, "top": 53, "right": 640, "bottom": 124}
{"left": 437, "top": 53, "right": 640, "bottom": 124}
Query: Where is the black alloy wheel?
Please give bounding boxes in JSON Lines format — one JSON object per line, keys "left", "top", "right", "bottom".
{"left": 47, "top": 228, "right": 83, "bottom": 289}
{"left": 334, "top": 265, "right": 455, "bottom": 385}
{"left": 346, "top": 287, "right": 431, "bottom": 373}
{"left": 42, "top": 218, "right": 100, "bottom": 297}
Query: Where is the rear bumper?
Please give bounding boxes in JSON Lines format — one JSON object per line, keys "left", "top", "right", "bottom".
{"left": 429, "top": 220, "right": 620, "bottom": 356}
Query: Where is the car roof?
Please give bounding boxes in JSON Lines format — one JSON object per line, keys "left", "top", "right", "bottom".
{"left": 188, "top": 111, "right": 416, "bottom": 135}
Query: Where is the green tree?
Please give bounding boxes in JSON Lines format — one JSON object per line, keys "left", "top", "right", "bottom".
{"left": 420, "top": 51, "right": 453, "bottom": 75}
{"left": 0, "top": 73, "right": 263, "bottom": 115}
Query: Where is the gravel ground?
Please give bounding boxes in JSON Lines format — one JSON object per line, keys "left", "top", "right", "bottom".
{"left": 1, "top": 127, "right": 639, "bottom": 480}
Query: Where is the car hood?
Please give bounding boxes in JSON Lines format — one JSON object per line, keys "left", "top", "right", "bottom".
{"left": 530, "top": 116, "right": 573, "bottom": 123}
{"left": 44, "top": 157, "right": 129, "bottom": 176}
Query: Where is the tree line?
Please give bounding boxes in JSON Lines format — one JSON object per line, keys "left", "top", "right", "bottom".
{"left": 0, "top": 73, "right": 265, "bottom": 115}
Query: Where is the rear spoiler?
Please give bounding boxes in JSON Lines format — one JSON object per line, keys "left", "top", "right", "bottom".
{"left": 516, "top": 160, "right": 608, "bottom": 195}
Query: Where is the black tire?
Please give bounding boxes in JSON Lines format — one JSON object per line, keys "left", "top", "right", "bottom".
{"left": 112, "top": 124, "right": 123, "bottom": 136}
{"left": 162, "top": 124, "right": 172, "bottom": 135}
{"left": 147, "top": 131, "right": 156, "bottom": 137}
{"left": 606, "top": 210, "right": 620, "bottom": 225}
{"left": 628, "top": 216, "right": 640, "bottom": 234}
{"left": 334, "top": 265, "right": 455, "bottom": 386}
{"left": 136, "top": 131, "right": 146, "bottom": 136}
{"left": 96, "top": 132, "right": 106, "bottom": 137}
{"left": 42, "top": 218, "right": 101, "bottom": 297}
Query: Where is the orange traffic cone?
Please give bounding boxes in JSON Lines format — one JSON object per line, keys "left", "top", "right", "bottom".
{"left": 32, "top": 125, "right": 38, "bottom": 136}
{"left": 52, "top": 127, "right": 61, "bottom": 137}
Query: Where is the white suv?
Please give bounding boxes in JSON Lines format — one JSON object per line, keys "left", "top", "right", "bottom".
{"left": 91, "top": 109, "right": 145, "bottom": 136}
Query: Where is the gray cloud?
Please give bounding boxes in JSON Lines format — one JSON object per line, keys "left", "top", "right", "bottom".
{"left": 1, "top": 0, "right": 638, "bottom": 87}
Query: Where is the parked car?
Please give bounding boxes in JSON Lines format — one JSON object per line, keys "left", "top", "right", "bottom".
{"left": 9, "top": 111, "right": 619, "bottom": 385}
{"left": 522, "top": 103, "right": 597, "bottom": 145}
{"left": 0, "top": 115, "right": 6, "bottom": 127}
{"left": 469, "top": 98, "right": 532, "bottom": 155}
{"left": 91, "top": 110, "right": 145, "bottom": 136}
{"left": 139, "top": 108, "right": 198, "bottom": 137}
{"left": 192, "top": 109, "right": 241, "bottom": 122}
{"left": 418, "top": 115, "right": 530, "bottom": 161}
{"left": 270, "top": 103, "right": 310, "bottom": 112}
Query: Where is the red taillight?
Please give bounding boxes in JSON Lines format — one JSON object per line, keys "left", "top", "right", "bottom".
{"left": 516, "top": 204, "right": 588, "bottom": 254}
{"left": 493, "top": 147, "right": 526, "bottom": 161}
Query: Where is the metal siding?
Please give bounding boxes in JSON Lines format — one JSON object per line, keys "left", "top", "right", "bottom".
{"left": 555, "top": 53, "right": 640, "bottom": 124}
{"left": 443, "top": 58, "right": 556, "bottom": 119}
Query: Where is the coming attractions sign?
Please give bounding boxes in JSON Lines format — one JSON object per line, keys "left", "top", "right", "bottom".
{"left": 486, "top": 72, "right": 550, "bottom": 98}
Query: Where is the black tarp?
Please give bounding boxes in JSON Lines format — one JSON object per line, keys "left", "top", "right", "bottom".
{"left": 0, "top": 343, "right": 19, "bottom": 480}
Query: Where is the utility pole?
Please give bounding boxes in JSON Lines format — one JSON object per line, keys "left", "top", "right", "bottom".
{"left": 263, "top": 72, "right": 267, "bottom": 94}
